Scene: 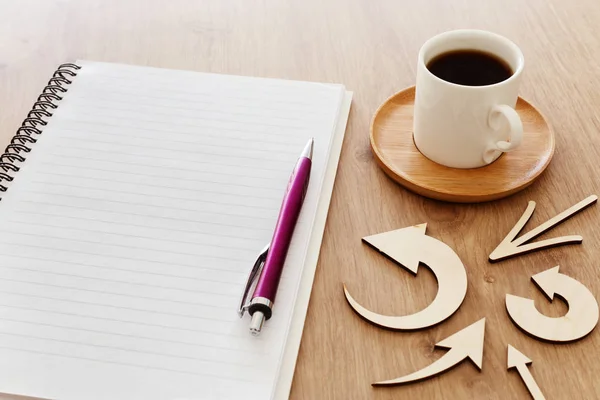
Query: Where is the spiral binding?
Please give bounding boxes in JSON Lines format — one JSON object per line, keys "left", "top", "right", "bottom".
{"left": 0, "top": 63, "right": 81, "bottom": 198}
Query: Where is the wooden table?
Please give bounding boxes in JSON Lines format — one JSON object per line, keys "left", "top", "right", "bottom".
{"left": 2, "top": 0, "right": 600, "bottom": 398}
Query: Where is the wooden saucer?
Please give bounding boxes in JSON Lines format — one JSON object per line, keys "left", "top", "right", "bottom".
{"left": 370, "top": 86, "right": 555, "bottom": 203}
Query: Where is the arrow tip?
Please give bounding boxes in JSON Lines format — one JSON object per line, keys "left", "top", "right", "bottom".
{"left": 507, "top": 344, "right": 532, "bottom": 369}
{"left": 488, "top": 248, "right": 502, "bottom": 262}
{"left": 436, "top": 318, "right": 486, "bottom": 369}
{"left": 532, "top": 266, "right": 560, "bottom": 300}
{"left": 413, "top": 223, "right": 427, "bottom": 234}
{"left": 362, "top": 224, "right": 427, "bottom": 274}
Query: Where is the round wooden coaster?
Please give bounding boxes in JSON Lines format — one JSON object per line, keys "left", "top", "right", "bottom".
{"left": 370, "top": 86, "right": 555, "bottom": 203}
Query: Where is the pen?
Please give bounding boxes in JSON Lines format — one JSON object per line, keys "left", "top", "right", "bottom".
{"left": 238, "top": 138, "right": 314, "bottom": 335}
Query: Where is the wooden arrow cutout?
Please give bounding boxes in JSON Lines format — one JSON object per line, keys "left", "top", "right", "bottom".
{"left": 372, "top": 318, "right": 486, "bottom": 386}
{"left": 506, "top": 266, "right": 599, "bottom": 342}
{"left": 343, "top": 223, "right": 468, "bottom": 330}
{"left": 489, "top": 195, "right": 597, "bottom": 262}
{"left": 507, "top": 345, "right": 546, "bottom": 400}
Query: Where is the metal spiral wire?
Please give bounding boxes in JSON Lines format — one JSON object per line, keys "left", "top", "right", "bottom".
{"left": 0, "top": 63, "right": 80, "bottom": 196}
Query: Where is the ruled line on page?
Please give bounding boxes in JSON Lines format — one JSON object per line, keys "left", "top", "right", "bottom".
{"left": 0, "top": 239, "right": 250, "bottom": 274}
{"left": 68, "top": 103, "right": 329, "bottom": 132}
{"left": 0, "top": 243, "right": 252, "bottom": 290}
{"left": 77, "top": 60, "right": 337, "bottom": 90}
{"left": 0, "top": 231, "right": 255, "bottom": 264}
{"left": 68, "top": 89, "right": 332, "bottom": 118}
{"left": 56, "top": 117, "right": 316, "bottom": 147}
{"left": 35, "top": 152, "right": 288, "bottom": 184}
{"left": 34, "top": 162, "right": 283, "bottom": 198}
{"left": 47, "top": 128, "right": 303, "bottom": 157}
{"left": 26, "top": 167, "right": 283, "bottom": 198}
{"left": 13, "top": 200, "right": 274, "bottom": 233}
{"left": 63, "top": 107, "right": 314, "bottom": 136}
{"left": 0, "top": 265, "right": 238, "bottom": 297}
{"left": 0, "top": 249, "right": 248, "bottom": 292}
{"left": 0, "top": 318, "right": 254, "bottom": 357}
{"left": 0, "top": 289, "right": 236, "bottom": 325}
{"left": 4, "top": 213, "right": 262, "bottom": 253}
{"left": 72, "top": 82, "right": 326, "bottom": 110}
{"left": 31, "top": 178, "right": 280, "bottom": 209}
{"left": 0, "top": 315, "right": 260, "bottom": 355}
{"left": 0, "top": 275, "right": 233, "bottom": 310}
{"left": 0, "top": 252, "right": 286, "bottom": 298}
{"left": 53, "top": 123, "right": 308, "bottom": 149}
{"left": 17, "top": 191, "right": 276, "bottom": 221}
{"left": 65, "top": 94, "right": 332, "bottom": 124}
{"left": 0, "top": 252, "right": 243, "bottom": 285}
{"left": 29, "top": 170, "right": 280, "bottom": 202}
{"left": 43, "top": 130, "right": 302, "bottom": 163}
{"left": 2, "top": 218, "right": 260, "bottom": 255}
{"left": 0, "top": 302, "right": 251, "bottom": 342}
{"left": 78, "top": 68, "right": 340, "bottom": 96}
{"left": 8, "top": 208, "right": 266, "bottom": 244}
{"left": 0, "top": 289, "right": 254, "bottom": 339}
{"left": 72, "top": 79, "right": 334, "bottom": 108}
{"left": 0, "top": 231, "right": 303, "bottom": 279}
{"left": 0, "top": 277, "right": 237, "bottom": 320}
{"left": 34, "top": 154, "right": 289, "bottom": 187}
{"left": 31, "top": 162, "right": 283, "bottom": 197}
{"left": 0, "top": 330, "right": 255, "bottom": 368}
{"left": 38, "top": 140, "right": 294, "bottom": 168}
{"left": 0, "top": 345, "right": 260, "bottom": 382}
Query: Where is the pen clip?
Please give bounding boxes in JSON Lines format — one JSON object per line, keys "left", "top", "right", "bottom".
{"left": 238, "top": 242, "right": 270, "bottom": 318}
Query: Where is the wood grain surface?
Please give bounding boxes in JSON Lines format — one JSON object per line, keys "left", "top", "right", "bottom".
{"left": 370, "top": 86, "right": 555, "bottom": 203}
{"left": 2, "top": 0, "right": 600, "bottom": 399}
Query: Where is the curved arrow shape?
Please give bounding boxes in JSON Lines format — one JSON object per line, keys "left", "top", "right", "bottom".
{"left": 507, "top": 345, "right": 546, "bottom": 400}
{"left": 373, "top": 318, "right": 486, "bottom": 386}
{"left": 506, "top": 266, "right": 599, "bottom": 342}
{"left": 343, "top": 223, "right": 468, "bottom": 330}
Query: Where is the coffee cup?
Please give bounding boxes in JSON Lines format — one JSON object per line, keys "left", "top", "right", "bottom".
{"left": 413, "top": 29, "right": 525, "bottom": 169}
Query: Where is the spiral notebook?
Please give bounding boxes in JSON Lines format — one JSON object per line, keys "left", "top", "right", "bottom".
{"left": 0, "top": 61, "right": 352, "bottom": 400}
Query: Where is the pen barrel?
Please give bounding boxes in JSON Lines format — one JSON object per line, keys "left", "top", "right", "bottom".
{"left": 251, "top": 157, "right": 312, "bottom": 311}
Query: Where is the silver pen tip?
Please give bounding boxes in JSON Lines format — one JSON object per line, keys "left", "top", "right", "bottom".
{"left": 300, "top": 138, "right": 314, "bottom": 160}
{"left": 249, "top": 311, "right": 265, "bottom": 336}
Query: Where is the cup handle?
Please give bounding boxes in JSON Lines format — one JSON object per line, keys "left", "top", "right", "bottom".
{"left": 483, "top": 104, "right": 523, "bottom": 164}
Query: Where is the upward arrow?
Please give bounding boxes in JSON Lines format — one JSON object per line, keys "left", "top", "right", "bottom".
{"left": 507, "top": 345, "right": 546, "bottom": 400}
{"left": 373, "top": 318, "right": 485, "bottom": 386}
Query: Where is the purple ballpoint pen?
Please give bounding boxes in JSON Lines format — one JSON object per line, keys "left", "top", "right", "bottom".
{"left": 237, "top": 138, "right": 313, "bottom": 336}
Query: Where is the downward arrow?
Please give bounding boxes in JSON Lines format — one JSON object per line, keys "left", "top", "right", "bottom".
{"left": 489, "top": 195, "right": 597, "bottom": 262}
{"left": 373, "top": 318, "right": 485, "bottom": 386}
{"left": 507, "top": 345, "right": 546, "bottom": 400}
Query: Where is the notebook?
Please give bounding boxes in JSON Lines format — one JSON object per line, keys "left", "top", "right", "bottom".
{"left": 0, "top": 61, "right": 352, "bottom": 400}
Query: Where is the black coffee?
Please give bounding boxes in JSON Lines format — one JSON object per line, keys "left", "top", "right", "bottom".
{"left": 426, "top": 50, "right": 512, "bottom": 86}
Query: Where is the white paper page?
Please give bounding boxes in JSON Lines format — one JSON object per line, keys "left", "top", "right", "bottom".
{"left": 273, "top": 92, "right": 352, "bottom": 400}
{"left": 0, "top": 61, "right": 347, "bottom": 400}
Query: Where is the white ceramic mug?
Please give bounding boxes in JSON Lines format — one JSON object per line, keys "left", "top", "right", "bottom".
{"left": 413, "top": 29, "right": 525, "bottom": 169}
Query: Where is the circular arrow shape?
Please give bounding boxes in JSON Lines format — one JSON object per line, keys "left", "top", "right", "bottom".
{"left": 506, "top": 266, "right": 599, "bottom": 342}
{"left": 343, "top": 224, "right": 468, "bottom": 330}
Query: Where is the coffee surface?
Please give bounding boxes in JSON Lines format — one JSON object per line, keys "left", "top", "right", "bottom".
{"left": 426, "top": 50, "right": 513, "bottom": 86}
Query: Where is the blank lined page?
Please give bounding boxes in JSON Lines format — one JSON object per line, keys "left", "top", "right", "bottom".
{"left": 0, "top": 60, "right": 348, "bottom": 400}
